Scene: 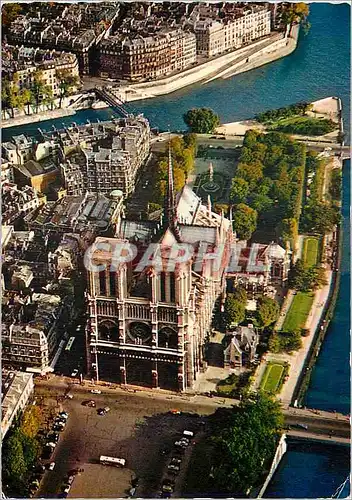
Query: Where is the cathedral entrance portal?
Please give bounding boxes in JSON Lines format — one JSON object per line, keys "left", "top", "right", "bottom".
{"left": 126, "top": 358, "right": 153, "bottom": 387}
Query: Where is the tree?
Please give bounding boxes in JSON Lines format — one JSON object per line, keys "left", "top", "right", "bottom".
{"left": 289, "top": 260, "right": 328, "bottom": 292}
{"left": 2, "top": 3, "right": 22, "bottom": 28}
{"left": 249, "top": 193, "right": 273, "bottom": 213}
{"left": 183, "top": 108, "right": 220, "bottom": 134}
{"left": 257, "top": 297, "right": 280, "bottom": 328}
{"left": 20, "top": 406, "right": 41, "bottom": 438}
{"left": 224, "top": 288, "right": 247, "bottom": 328}
{"left": 56, "top": 70, "right": 80, "bottom": 108}
{"left": 277, "top": 218, "right": 298, "bottom": 249}
{"left": 173, "top": 167, "right": 186, "bottom": 192}
{"left": 269, "top": 330, "right": 302, "bottom": 353}
{"left": 19, "top": 433, "right": 40, "bottom": 469}
{"left": 207, "top": 393, "right": 283, "bottom": 496}
{"left": 232, "top": 203, "right": 258, "bottom": 241}
{"left": 182, "top": 148, "right": 195, "bottom": 177}
{"left": 183, "top": 132, "right": 197, "bottom": 152}
{"left": 302, "top": 202, "right": 340, "bottom": 234}
{"left": 243, "top": 129, "right": 260, "bottom": 149}
{"left": 281, "top": 330, "right": 303, "bottom": 352}
{"left": 237, "top": 160, "right": 264, "bottom": 186}
{"left": 148, "top": 202, "right": 162, "bottom": 214}
{"left": 2, "top": 432, "right": 27, "bottom": 484}
{"left": 229, "top": 177, "right": 249, "bottom": 204}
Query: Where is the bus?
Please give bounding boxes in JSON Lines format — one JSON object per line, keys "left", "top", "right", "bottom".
{"left": 65, "top": 337, "right": 75, "bottom": 352}
{"left": 99, "top": 455, "right": 125, "bottom": 468}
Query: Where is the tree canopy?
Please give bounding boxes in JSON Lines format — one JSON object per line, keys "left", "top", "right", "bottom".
{"left": 207, "top": 393, "right": 284, "bottom": 496}
{"left": 183, "top": 108, "right": 220, "bottom": 134}
{"left": 224, "top": 288, "right": 247, "bottom": 328}
{"left": 232, "top": 203, "right": 258, "bottom": 241}
{"left": 257, "top": 297, "right": 280, "bottom": 328}
{"left": 289, "top": 260, "right": 328, "bottom": 292}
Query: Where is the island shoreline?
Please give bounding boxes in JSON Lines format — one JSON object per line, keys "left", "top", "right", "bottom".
{"left": 1, "top": 25, "right": 299, "bottom": 130}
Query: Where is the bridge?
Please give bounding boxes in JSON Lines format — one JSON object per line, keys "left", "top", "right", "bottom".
{"left": 94, "top": 86, "right": 131, "bottom": 118}
{"left": 283, "top": 407, "right": 350, "bottom": 445}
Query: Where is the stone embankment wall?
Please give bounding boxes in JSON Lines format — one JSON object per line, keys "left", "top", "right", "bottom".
{"left": 256, "top": 434, "right": 288, "bottom": 498}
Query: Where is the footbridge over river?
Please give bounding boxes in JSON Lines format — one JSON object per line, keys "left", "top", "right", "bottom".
{"left": 283, "top": 407, "right": 350, "bottom": 445}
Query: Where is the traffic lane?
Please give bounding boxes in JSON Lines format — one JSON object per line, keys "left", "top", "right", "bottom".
{"left": 34, "top": 378, "right": 238, "bottom": 410}
{"left": 54, "top": 325, "right": 86, "bottom": 378}
{"left": 34, "top": 390, "right": 215, "bottom": 498}
{"left": 284, "top": 416, "right": 350, "bottom": 439}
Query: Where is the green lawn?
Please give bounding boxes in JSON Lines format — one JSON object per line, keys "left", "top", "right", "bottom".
{"left": 260, "top": 362, "right": 285, "bottom": 393}
{"left": 282, "top": 292, "right": 315, "bottom": 332}
{"left": 268, "top": 116, "right": 337, "bottom": 136}
{"left": 302, "top": 237, "right": 320, "bottom": 267}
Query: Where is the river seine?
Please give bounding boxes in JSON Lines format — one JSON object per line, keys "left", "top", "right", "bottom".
{"left": 2, "top": 3, "right": 350, "bottom": 497}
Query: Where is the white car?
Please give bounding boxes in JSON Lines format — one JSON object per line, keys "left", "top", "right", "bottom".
{"left": 64, "top": 485, "right": 71, "bottom": 494}
{"left": 90, "top": 389, "right": 101, "bottom": 394}
{"left": 71, "top": 369, "right": 79, "bottom": 377}
{"left": 48, "top": 462, "right": 56, "bottom": 470}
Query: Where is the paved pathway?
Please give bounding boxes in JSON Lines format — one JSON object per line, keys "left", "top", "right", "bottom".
{"left": 274, "top": 290, "right": 294, "bottom": 331}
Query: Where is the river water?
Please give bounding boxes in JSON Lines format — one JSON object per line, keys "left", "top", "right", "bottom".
{"left": 2, "top": 3, "right": 350, "bottom": 497}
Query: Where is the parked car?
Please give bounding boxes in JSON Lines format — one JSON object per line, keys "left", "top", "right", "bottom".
{"left": 162, "top": 484, "right": 174, "bottom": 493}
{"left": 296, "top": 423, "right": 309, "bottom": 430}
{"left": 98, "top": 408, "right": 107, "bottom": 416}
{"left": 170, "top": 457, "right": 181, "bottom": 465}
{"left": 174, "top": 440, "right": 188, "bottom": 449}
{"left": 82, "top": 400, "right": 96, "bottom": 407}
{"left": 48, "top": 462, "right": 56, "bottom": 470}
{"left": 169, "top": 409, "right": 181, "bottom": 415}
{"left": 167, "top": 464, "right": 180, "bottom": 473}
{"left": 71, "top": 369, "right": 79, "bottom": 377}
{"left": 47, "top": 433, "right": 59, "bottom": 443}
{"left": 66, "top": 393, "right": 73, "bottom": 399}
{"left": 90, "top": 389, "right": 101, "bottom": 394}
{"left": 59, "top": 412, "right": 69, "bottom": 419}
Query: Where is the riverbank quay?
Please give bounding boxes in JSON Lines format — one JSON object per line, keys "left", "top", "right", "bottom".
{"left": 293, "top": 225, "right": 344, "bottom": 408}
{"left": 1, "top": 95, "right": 79, "bottom": 129}
{"left": 0, "top": 25, "right": 298, "bottom": 130}
{"left": 112, "top": 26, "right": 296, "bottom": 103}
{"left": 204, "top": 24, "right": 299, "bottom": 83}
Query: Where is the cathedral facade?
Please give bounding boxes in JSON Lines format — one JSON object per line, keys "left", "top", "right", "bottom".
{"left": 85, "top": 152, "right": 233, "bottom": 390}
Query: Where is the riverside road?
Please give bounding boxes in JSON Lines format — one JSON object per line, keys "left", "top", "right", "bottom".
{"left": 35, "top": 377, "right": 350, "bottom": 444}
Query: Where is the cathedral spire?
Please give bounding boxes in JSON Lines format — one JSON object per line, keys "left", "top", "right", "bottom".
{"left": 167, "top": 140, "right": 174, "bottom": 222}
{"left": 164, "top": 138, "right": 181, "bottom": 241}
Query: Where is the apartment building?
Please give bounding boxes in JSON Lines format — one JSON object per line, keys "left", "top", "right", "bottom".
{"left": 2, "top": 183, "right": 47, "bottom": 226}
{"left": 2, "top": 371, "right": 34, "bottom": 438}
{"left": 193, "top": 4, "right": 271, "bottom": 57}
{"left": 55, "top": 118, "right": 150, "bottom": 196}
{"left": 25, "top": 192, "right": 122, "bottom": 242}
{"left": 2, "top": 291, "right": 67, "bottom": 372}
{"left": 2, "top": 44, "right": 80, "bottom": 98}
{"left": 99, "top": 28, "right": 197, "bottom": 81}
{"left": 7, "top": 3, "right": 119, "bottom": 74}
{"left": 2, "top": 134, "right": 34, "bottom": 166}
